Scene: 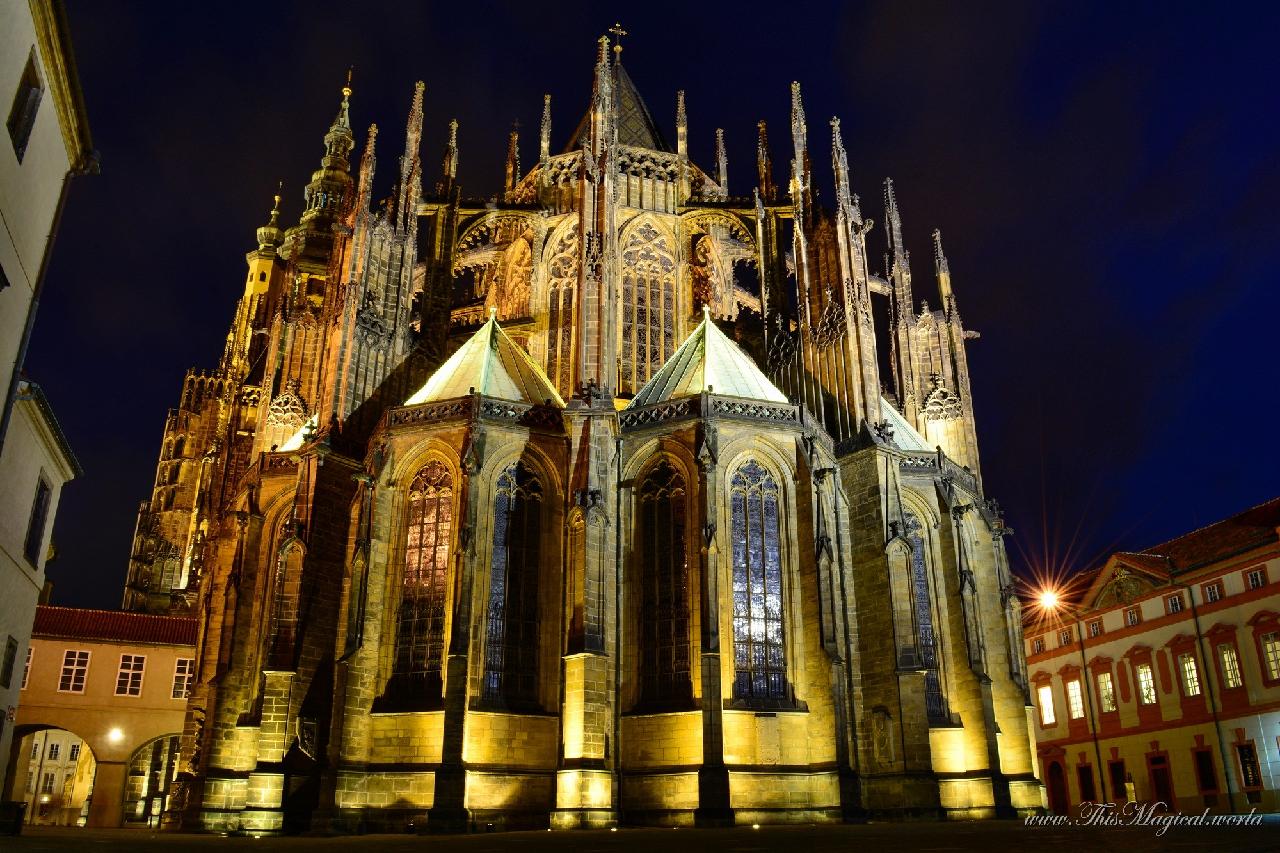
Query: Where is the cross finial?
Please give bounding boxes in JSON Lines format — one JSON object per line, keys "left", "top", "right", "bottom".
{"left": 609, "top": 22, "right": 627, "bottom": 58}
{"left": 702, "top": 303, "right": 711, "bottom": 322}
{"left": 489, "top": 305, "right": 497, "bottom": 321}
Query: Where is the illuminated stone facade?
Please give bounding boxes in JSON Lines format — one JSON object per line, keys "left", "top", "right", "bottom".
{"left": 125, "top": 37, "right": 1041, "bottom": 833}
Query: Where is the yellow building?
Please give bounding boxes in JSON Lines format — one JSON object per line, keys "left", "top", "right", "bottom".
{"left": 3, "top": 605, "right": 195, "bottom": 827}
{"left": 122, "top": 36, "right": 1041, "bottom": 834}
{"left": 1026, "top": 498, "right": 1280, "bottom": 815}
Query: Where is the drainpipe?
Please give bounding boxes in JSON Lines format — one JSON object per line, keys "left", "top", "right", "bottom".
{"left": 1074, "top": 621, "right": 1108, "bottom": 802}
{"left": 1176, "top": 580, "right": 1235, "bottom": 814}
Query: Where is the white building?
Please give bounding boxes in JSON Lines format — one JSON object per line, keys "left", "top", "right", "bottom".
{"left": 0, "top": 0, "right": 93, "bottom": 799}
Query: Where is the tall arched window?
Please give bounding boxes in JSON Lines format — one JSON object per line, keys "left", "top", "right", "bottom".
{"left": 620, "top": 222, "right": 676, "bottom": 394}
{"left": 483, "top": 461, "right": 543, "bottom": 708}
{"left": 393, "top": 461, "right": 453, "bottom": 696}
{"left": 730, "top": 460, "right": 788, "bottom": 702}
{"left": 638, "top": 460, "right": 691, "bottom": 708}
{"left": 905, "top": 511, "right": 947, "bottom": 720}
{"left": 545, "top": 231, "right": 579, "bottom": 397}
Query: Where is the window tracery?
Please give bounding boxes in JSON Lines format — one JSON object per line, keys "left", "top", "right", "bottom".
{"left": 393, "top": 461, "right": 453, "bottom": 693}
{"left": 545, "top": 231, "right": 579, "bottom": 396}
{"left": 637, "top": 460, "right": 691, "bottom": 707}
{"left": 483, "top": 461, "right": 543, "bottom": 708}
{"left": 730, "top": 460, "right": 788, "bottom": 702}
{"left": 621, "top": 222, "right": 675, "bottom": 394}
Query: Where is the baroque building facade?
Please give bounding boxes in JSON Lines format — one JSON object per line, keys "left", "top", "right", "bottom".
{"left": 123, "top": 38, "right": 1041, "bottom": 832}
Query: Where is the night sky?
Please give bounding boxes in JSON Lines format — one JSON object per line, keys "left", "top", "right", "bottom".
{"left": 28, "top": 2, "right": 1280, "bottom": 609}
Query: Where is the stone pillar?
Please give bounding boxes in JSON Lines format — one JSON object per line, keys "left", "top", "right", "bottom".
{"left": 694, "top": 420, "right": 733, "bottom": 826}
{"left": 87, "top": 761, "right": 127, "bottom": 828}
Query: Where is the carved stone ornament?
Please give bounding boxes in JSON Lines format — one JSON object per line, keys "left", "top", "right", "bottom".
{"left": 266, "top": 379, "right": 309, "bottom": 432}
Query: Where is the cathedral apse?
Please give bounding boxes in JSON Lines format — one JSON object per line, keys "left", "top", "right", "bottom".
{"left": 120, "top": 33, "right": 1044, "bottom": 833}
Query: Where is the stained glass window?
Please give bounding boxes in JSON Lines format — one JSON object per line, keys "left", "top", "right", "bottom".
{"left": 730, "top": 461, "right": 787, "bottom": 702}
{"left": 620, "top": 223, "right": 675, "bottom": 394}
{"left": 483, "top": 462, "right": 543, "bottom": 707}
{"left": 545, "top": 232, "right": 578, "bottom": 396}
{"left": 905, "top": 512, "right": 947, "bottom": 720}
{"left": 638, "top": 461, "right": 691, "bottom": 707}
{"left": 394, "top": 461, "right": 453, "bottom": 691}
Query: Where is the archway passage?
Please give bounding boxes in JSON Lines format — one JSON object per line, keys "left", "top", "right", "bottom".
{"left": 122, "top": 734, "right": 181, "bottom": 827}
{"left": 3, "top": 725, "right": 97, "bottom": 827}
{"left": 1046, "top": 760, "right": 1070, "bottom": 815}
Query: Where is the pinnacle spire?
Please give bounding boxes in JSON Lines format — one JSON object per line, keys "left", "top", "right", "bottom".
{"left": 884, "top": 177, "right": 905, "bottom": 258}
{"left": 397, "top": 82, "right": 424, "bottom": 229}
{"left": 675, "top": 90, "right": 687, "bottom": 159}
{"left": 504, "top": 123, "right": 521, "bottom": 200}
{"left": 714, "top": 128, "right": 728, "bottom": 198}
{"left": 757, "top": 120, "right": 775, "bottom": 202}
{"left": 540, "top": 94, "right": 552, "bottom": 162}
{"left": 356, "top": 124, "right": 377, "bottom": 212}
{"left": 437, "top": 119, "right": 458, "bottom": 196}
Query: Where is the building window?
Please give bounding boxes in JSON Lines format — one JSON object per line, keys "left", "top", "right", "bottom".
{"left": 637, "top": 460, "right": 692, "bottom": 708}
{"left": 1066, "top": 679, "right": 1085, "bottom": 719}
{"left": 1088, "top": 620, "right": 1102, "bottom": 638}
{"left": 172, "top": 658, "right": 194, "bottom": 699}
{"left": 1178, "top": 653, "right": 1201, "bottom": 697}
{"left": 394, "top": 461, "right": 453, "bottom": 695}
{"left": 6, "top": 48, "right": 43, "bottom": 162}
{"left": 1218, "top": 644, "right": 1242, "bottom": 689}
{"left": 1059, "top": 629, "right": 1073, "bottom": 647}
{"left": 1193, "top": 748, "right": 1217, "bottom": 793}
{"left": 904, "top": 512, "right": 946, "bottom": 720}
{"left": 481, "top": 461, "right": 543, "bottom": 708}
{"left": 1237, "top": 743, "right": 1262, "bottom": 789}
{"left": 30, "top": 741, "right": 39, "bottom": 759}
{"left": 1261, "top": 632, "right": 1280, "bottom": 681}
{"left": 1096, "top": 671, "right": 1117, "bottom": 712}
{"left": 1245, "top": 567, "right": 1267, "bottom": 590}
{"left": 1203, "top": 582, "right": 1223, "bottom": 603}
{"left": 1031, "top": 637, "right": 1044, "bottom": 655}
{"left": 1037, "top": 684, "right": 1056, "bottom": 725}
{"left": 730, "top": 461, "right": 788, "bottom": 703}
{"left": 40, "top": 772, "right": 54, "bottom": 795}
{"left": 619, "top": 222, "right": 676, "bottom": 394}
{"left": 23, "top": 478, "right": 52, "bottom": 566}
{"left": 115, "top": 654, "right": 145, "bottom": 696}
{"left": 47, "top": 741, "right": 59, "bottom": 760}
{"left": 26, "top": 772, "right": 32, "bottom": 793}
{"left": 1136, "top": 663, "right": 1156, "bottom": 704}
{"left": 21, "top": 646, "right": 31, "bottom": 689}
{"left": 58, "top": 650, "right": 89, "bottom": 693}
{"left": 1124, "top": 607, "right": 1141, "bottom": 627}
{"left": 1166, "top": 594, "right": 1183, "bottom": 614}
{"left": 0, "top": 636, "right": 17, "bottom": 688}
{"left": 68, "top": 743, "right": 80, "bottom": 762}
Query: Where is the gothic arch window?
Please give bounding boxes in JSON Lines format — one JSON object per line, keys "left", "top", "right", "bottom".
{"left": 267, "top": 518, "right": 303, "bottom": 669}
{"left": 621, "top": 222, "right": 676, "bottom": 394}
{"left": 637, "top": 460, "right": 692, "bottom": 708}
{"left": 393, "top": 461, "right": 453, "bottom": 697}
{"left": 730, "top": 460, "right": 788, "bottom": 703}
{"left": 482, "top": 461, "right": 543, "bottom": 708}
{"left": 904, "top": 511, "right": 948, "bottom": 721}
{"left": 545, "top": 231, "right": 579, "bottom": 396}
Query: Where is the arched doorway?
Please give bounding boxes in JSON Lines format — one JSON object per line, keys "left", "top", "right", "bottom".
{"left": 3, "top": 725, "right": 97, "bottom": 827}
{"left": 1046, "top": 760, "right": 1070, "bottom": 815}
{"left": 123, "top": 734, "right": 181, "bottom": 827}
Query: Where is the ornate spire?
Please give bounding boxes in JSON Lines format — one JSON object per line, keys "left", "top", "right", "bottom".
{"left": 757, "top": 120, "right": 775, "bottom": 203}
{"left": 714, "top": 128, "right": 728, "bottom": 198}
{"left": 356, "top": 124, "right": 377, "bottom": 214}
{"left": 398, "top": 82, "right": 424, "bottom": 230}
{"left": 504, "top": 123, "right": 521, "bottom": 200}
{"left": 884, "top": 177, "right": 905, "bottom": 259}
{"left": 539, "top": 94, "right": 552, "bottom": 163}
{"left": 789, "top": 81, "right": 811, "bottom": 217}
{"left": 675, "top": 90, "right": 687, "bottom": 160}
{"left": 790, "top": 81, "right": 807, "bottom": 156}
{"left": 302, "top": 73, "right": 356, "bottom": 223}
{"left": 437, "top": 119, "right": 458, "bottom": 196}
{"left": 933, "top": 228, "right": 954, "bottom": 308}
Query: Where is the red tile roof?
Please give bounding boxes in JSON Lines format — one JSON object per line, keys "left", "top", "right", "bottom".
{"left": 32, "top": 606, "right": 197, "bottom": 646}
{"left": 1140, "top": 497, "right": 1280, "bottom": 573}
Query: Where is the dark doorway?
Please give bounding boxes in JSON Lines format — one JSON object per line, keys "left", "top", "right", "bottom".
{"left": 1148, "top": 755, "right": 1174, "bottom": 808}
{"left": 1076, "top": 764, "right": 1097, "bottom": 803}
{"left": 1047, "top": 761, "right": 1070, "bottom": 815}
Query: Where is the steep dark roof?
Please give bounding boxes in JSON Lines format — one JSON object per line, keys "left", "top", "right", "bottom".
{"left": 32, "top": 605, "right": 197, "bottom": 646}
{"left": 1141, "top": 497, "right": 1280, "bottom": 573}
{"left": 566, "top": 62, "right": 671, "bottom": 153}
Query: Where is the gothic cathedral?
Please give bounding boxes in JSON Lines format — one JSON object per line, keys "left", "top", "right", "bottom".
{"left": 123, "top": 37, "right": 1042, "bottom": 832}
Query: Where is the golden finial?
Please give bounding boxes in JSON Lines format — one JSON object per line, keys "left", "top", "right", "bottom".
{"left": 269, "top": 180, "right": 283, "bottom": 226}
{"left": 609, "top": 22, "right": 627, "bottom": 58}
{"left": 343, "top": 67, "right": 353, "bottom": 99}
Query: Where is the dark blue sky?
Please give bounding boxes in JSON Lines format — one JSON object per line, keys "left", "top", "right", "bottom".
{"left": 30, "top": 2, "right": 1280, "bottom": 608}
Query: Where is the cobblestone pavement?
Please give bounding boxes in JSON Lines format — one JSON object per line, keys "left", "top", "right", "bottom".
{"left": 6, "top": 819, "right": 1279, "bottom": 853}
